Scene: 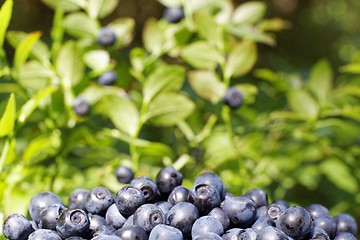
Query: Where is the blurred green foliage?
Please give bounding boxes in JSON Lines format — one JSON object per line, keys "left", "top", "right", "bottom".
{"left": 0, "top": 0, "right": 360, "bottom": 238}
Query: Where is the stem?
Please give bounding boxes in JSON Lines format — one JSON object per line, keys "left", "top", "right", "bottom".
{"left": 50, "top": 9, "right": 64, "bottom": 59}
{"left": 0, "top": 138, "right": 10, "bottom": 173}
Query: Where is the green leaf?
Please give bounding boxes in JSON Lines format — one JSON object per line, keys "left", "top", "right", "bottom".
{"left": 144, "top": 92, "right": 195, "bottom": 126}
{"left": 339, "top": 63, "right": 360, "bottom": 73}
{"left": 181, "top": 41, "right": 223, "bottom": 70}
{"left": 0, "top": 93, "right": 15, "bottom": 137}
{"left": 232, "top": 1, "right": 267, "bottom": 24}
{"left": 41, "top": 0, "right": 85, "bottom": 12}
{"left": 321, "top": 158, "right": 358, "bottom": 194}
{"left": 18, "top": 61, "right": 55, "bottom": 91}
{"left": 233, "top": 83, "right": 258, "bottom": 104}
{"left": 143, "top": 65, "right": 186, "bottom": 104}
{"left": 13, "top": 31, "right": 41, "bottom": 70}
{"left": 83, "top": 50, "right": 110, "bottom": 71}
{"left": 225, "top": 40, "right": 257, "bottom": 78}
{"left": 227, "top": 24, "right": 276, "bottom": 46}
{"left": 18, "top": 86, "right": 56, "bottom": 124}
{"left": 0, "top": 0, "right": 13, "bottom": 50}
{"left": 193, "top": 11, "right": 222, "bottom": 48}
{"left": 108, "top": 18, "right": 135, "bottom": 47}
{"left": 308, "top": 59, "right": 333, "bottom": 105}
{"left": 63, "top": 12, "right": 99, "bottom": 39}
{"left": 143, "top": 18, "right": 165, "bottom": 54}
{"left": 188, "top": 70, "right": 226, "bottom": 103}
{"left": 100, "top": 94, "right": 140, "bottom": 136}
{"left": 87, "top": 0, "right": 119, "bottom": 19}
{"left": 56, "top": 41, "right": 85, "bottom": 87}
{"left": 287, "top": 89, "right": 319, "bottom": 119}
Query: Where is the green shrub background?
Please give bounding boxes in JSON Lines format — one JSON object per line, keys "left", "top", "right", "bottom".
{"left": 0, "top": 0, "right": 359, "bottom": 238}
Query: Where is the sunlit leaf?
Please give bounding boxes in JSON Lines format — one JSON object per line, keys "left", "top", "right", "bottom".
{"left": 287, "top": 89, "right": 319, "bottom": 119}
{"left": 227, "top": 24, "right": 276, "bottom": 46}
{"left": 232, "top": 1, "right": 266, "bottom": 24}
{"left": 13, "top": 31, "right": 41, "bottom": 70}
{"left": 0, "top": 93, "right": 15, "bottom": 137}
{"left": 41, "top": 0, "right": 85, "bottom": 12}
{"left": 339, "top": 63, "right": 360, "bottom": 73}
{"left": 88, "top": 0, "right": 119, "bottom": 19}
{"left": 143, "top": 18, "right": 165, "bottom": 55}
{"left": 308, "top": 59, "right": 333, "bottom": 105}
{"left": 193, "top": 11, "right": 222, "bottom": 48}
{"left": 0, "top": 0, "right": 13, "bottom": 50}
{"left": 18, "top": 61, "right": 55, "bottom": 91}
{"left": 83, "top": 50, "right": 110, "bottom": 71}
{"left": 109, "top": 18, "right": 135, "bottom": 48}
{"left": 63, "top": 12, "right": 99, "bottom": 39}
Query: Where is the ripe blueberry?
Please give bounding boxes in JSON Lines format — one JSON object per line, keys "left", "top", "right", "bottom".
{"left": 97, "top": 27, "right": 116, "bottom": 46}
{"left": 133, "top": 204, "right": 164, "bottom": 233}
{"left": 156, "top": 166, "right": 183, "bottom": 196}
{"left": 56, "top": 209, "right": 90, "bottom": 239}
{"left": 2, "top": 213, "right": 35, "bottom": 240}
{"left": 29, "top": 191, "right": 64, "bottom": 224}
{"left": 163, "top": 7, "right": 184, "bottom": 23}
{"left": 73, "top": 97, "right": 90, "bottom": 116}
{"left": 114, "top": 165, "right": 134, "bottom": 184}
{"left": 68, "top": 188, "right": 90, "bottom": 210}
{"left": 98, "top": 70, "right": 117, "bottom": 86}
{"left": 115, "top": 186, "right": 145, "bottom": 217}
{"left": 223, "top": 87, "right": 243, "bottom": 109}
{"left": 85, "top": 186, "right": 114, "bottom": 216}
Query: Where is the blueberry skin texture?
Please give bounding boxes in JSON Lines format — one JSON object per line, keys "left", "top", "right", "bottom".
{"left": 306, "top": 227, "right": 330, "bottom": 240}
{"left": 28, "top": 229, "right": 62, "bottom": 240}
{"left": 115, "top": 225, "right": 148, "bottom": 240}
{"left": 256, "top": 206, "right": 269, "bottom": 218}
{"left": 130, "top": 176, "right": 160, "bottom": 203}
{"left": 149, "top": 224, "right": 183, "bottom": 240}
{"left": 334, "top": 213, "right": 358, "bottom": 236}
{"left": 275, "top": 206, "right": 312, "bottom": 239}
{"left": 73, "top": 97, "right": 91, "bottom": 116}
{"left": 194, "top": 172, "right": 227, "bottom": 200}
{"left": 69, "top": 188, "right": 90, "bottom": 210}
{"left": 188, "top": 183, "right": 221, "bottom": 215}
{"left": 115, "top": 186, "right": 145, "bottom": 217}
{"left": 167, "top": 186, "right": 190, "bottom": 205}
{"left": 223, "top": 87, "right": 243, "bottom": 109}
{"left": 156, "top": 166, "right": 183, "bottom": 195}
{"left": 163, "top": 7, "right": 184, "bottom": 23}
{"left": 29, "top": 191, "right": 64, "bottom": 224}
{"left": 313, "top": 215, "right": 337, "bottom": 238}
{"left": 222, "top": 228, "right": 257, "bottom": 240}
{"left": 91, "top": 235, "right": 123, "bottom": 240}
{"left": 154, "top": 201, "right": 173, "bottom": 218}
{"left": 97, "top": 27, "right": 116, "bottom": 46}
{"left": 306, "top": 204, "right": 330, "bottom": 219}
{"left": 192, "top": 232, "right": 222, "bottom": 240}
{"left": 88, "top": 213, "right": 107, "bottom": 235}
{"left": 256, "top": 226, "right": 289, "bottom": 240}
{"left": 56, "top": 209, "right": 90, "bottom": 239}
{"left": 333, "top": 232, "right": 357, "bottom": 240}
{"left": 98, "top": 70, "right": 117, "bottom": 86}
{"left": 222, "top": 196, "right": 257, "bottom": 227}
{"left": 133, "top": 203, "right": 164, "bottom": 233}
{"left": 208, "top": 207, "right": 231, "bottom": 231}
{"left": 86, "top": 186, "right": 115, "bottom": 216}
{"left": 114, "top": 166, "right": 134, "bottom": 184}
{"left": 191, "top": 216, "right": 224, "bottom": 238}
{"left": 105, "top": 203, "right": 126, "bottom": 229}
{"left": 166, "top": 202, "right": 200, "bottom": 238}
{"left": 39, "top": 203, "right": 67, "bottom": 230}
{"left": 245, "top": 189, "right": 269, "bottom": 208}
{"left": 2, "top": 213, "right": 35, "bottom": 240}
{"left": 252, "top": 216, "right": 275, "bottom": 234}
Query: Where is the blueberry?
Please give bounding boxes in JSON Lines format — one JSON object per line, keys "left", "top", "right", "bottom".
{"left": 154, "top": 201, "right": 173, "bottom": 218}
{"left": 191, "top": 216, "right": 224, "bottom": 238}
{"left": 105, "top": 203, "right": 126, "bottom": 229}
{"left": 208, "top": 207, "right": 231, "bottom": 231}
{"left": 223, "top": 87, "right": 243, "bottom": 109}
{"left": 69, "top": 188, "right": 90, "bottom": 210}
{"left": 194, "top": 172, "right": 227, "bottom": 200}
{"left": 91, "top": 224, "right": 116, "bottom": 238}
{"left": 86, "top": 186, "right": 114, "bottom": 216}
{"left": 222, "top": 196, "right": 257, "bottom": 227}
{"left": 222, "top": 228, "right": 257, "bottom": 240}
{"left": 29, "top": 191, "right": 64, "bottom": 224}
{"left": 114, "top": 166, "right": 134, "bottom": 184}
{"left": 334, "top": 213, "right": 358, "bottom": 236}
{"left": 65, "top": 237, "right": 87, "bottom": 240}
{"left": 307, "top": 203, "right": 330, "bottom": 219}
{"left": 148, "top": 224, "right": 183, "bottom": 240}
{"left": 167, "top": 186, "right": 189, "bottom": 205}
{"left": 275, "top": 206, "right": 312, "bottom": 239}
{"left": 166, "top": 202, "right": 199, "bottom": 238}
{"left": 39, "top": 204, "right": 67, "bottom": 230}
{"left": 130, "top": 176, "right": 160, "bottom": 203}
{"left": 115, "top": 186, "right": 145, "bottom": 217}
{"left": 267, "top": 203, "right": 287, "bottom": 221}
{"left": 2, "top": 213, "right": 35, "bottom": 240}
{"left": 115, "top": 225, "right": 148, "bottom": 240}
{"left": 56, "top": 209, "right": 90, "bottom": 239}
{"left": 245, "top": 189, "right": 268, "bottom": 208}
{"left": 88, "top": 213, "right": 107, "bottom": 236}
{"left": 273, "top": 199, "right": 289, "bottom": 209}
{"left": 133, "top": 203, "right": 164, "bottom": 233}
{"left": 97, "top": 27, "right": 116, "bottom": 46}
{"left": 256, "top": 205, "right": 268, "bottom": 218}
{"left": 256, "top": 226, "right": 289, "bottom": 240}
{"left": 188, "top": 183, "right": 221, "bottom": 215}
{"left": 313, "top": 215, "right": 337, "bottom": 238}
{"left": 252, "top": 216, "right": 275, "bottom": 234}
{"left": 163, "top": 7, "right": 184, "bottom": 23}
{"left": 73, "top": 97, "right": 91, "bottom": 116}
{"left": 91, "top": 235, "right": 123, "bottom": 240}
{"left": 306, "top": 227, "right": 330, "bottom": 240}
{"left": 121, "top": 214, "right": 135, "bottom": 228}
{"left": 192, "top": 232, "right": 222, "bottom": 240}
{"left": 98, "top": 70, "right": 117, "bottom": 86}
{"left": 156, "top": 166, "right": 183, "bottom": 196}
{"left": 333, "top": 232, "right": 357, "bottom": 240}
{"left": 28, "top": 229, "right": 62, "bottom": 240}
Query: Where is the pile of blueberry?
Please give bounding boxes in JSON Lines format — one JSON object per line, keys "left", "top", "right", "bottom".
{"left": 2, "top": 166, "right": 358, "bottom": 240}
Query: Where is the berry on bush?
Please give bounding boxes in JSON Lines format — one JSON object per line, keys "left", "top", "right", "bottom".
{"left": 223, "top": 87, "right": 244, "bottom": 109}
{"left": 73, "top": 97, "right": 91, "bottom": 116}
{"left": 163, "top": 7, "right": 184, "bottom": 23}
{"left": 98, "top": 70, "right": 118, "bottom": 86}
{"left": 97, "top": 27, "right": 116, "bottom": 46}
